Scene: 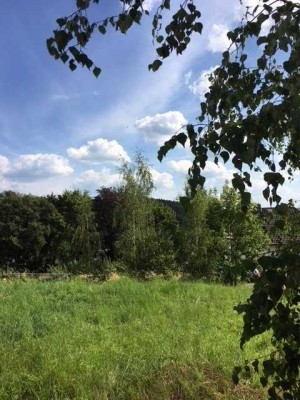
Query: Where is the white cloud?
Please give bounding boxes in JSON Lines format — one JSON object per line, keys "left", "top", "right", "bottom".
{"left": 75, "top": 168, "right": 121, "bottom": 191}
{"left": 233, "top": 0, "right": 295, "bottom": 35}
{"left": 122, "top": 0, "right": 159, "bottom": 11}
{"left": 167, "top": 159, "right": 192, "bottom": 175}
{"left": 167, "top": 158, "right": 234, "bottom": 184}
{"left": 150, "top": 168, "right": 174, "bottom": 190}
{"left": 188, "top": 65, "right": 219, "bottom": 99}
{"left": 142, "top": 0, "right": 160, "bottom": 11}
{"left": 234, "top": 0, "right": 260, "bottom": 20}
{"left": 135, "top": 111, "right": 187, "bottom": 145}
{"left": 4, "top": 154, "right": 73, "bottom": 182}
{"left": 50, "top": 94, "right": 72, "bottom": 101}
{"left": 207, "top": 24, "right": 230, "bottom": 53}
{"left": 0, "top": 156, "right": 9, "bottom": 174}
{"left": 67, "top": 138, "right": 130, "bottom": 164}
{"left": 8, "top": 177, "right": 74, "bottom": 196}
{"left": 204, "top": 160, "right": 234, "bottom": 180}
{"left": 184, "top": 70, "right": 192, "bottom": 85}
{"left": 168, "top": 158, "right": 235, "bottom": 192}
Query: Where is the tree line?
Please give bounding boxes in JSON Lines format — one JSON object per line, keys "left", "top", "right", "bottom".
{"left": 1, "top": 152, "right": 294, "bottom": 284}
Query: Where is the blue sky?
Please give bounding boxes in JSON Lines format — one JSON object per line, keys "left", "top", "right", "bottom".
{"left": 0, "top": 0, "right": 299, "bottom": 204}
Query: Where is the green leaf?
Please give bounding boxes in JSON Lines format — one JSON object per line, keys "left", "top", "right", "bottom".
{"left": 56, "top": 18, "right": 67, "bottom": 28}
{"left": 60, "top": 52, "right": 69, "bottom": 63}
{"left": 98, "top": 25, "right": 106, "bottom": 34}
{"left": 240, "top": 54, "right": 247, "bottom": 63}
{"left": 163, "top": 0, "right": 170, "bottom": 9}
{"left": 176, "top": 132, "right": 187, "bottom": 146}
{"left": 156, "top": 45, "right": 169, "bottom": 58}
{"left": 148, "top": 59, "right": 163, "bottom": 72}
{"left": 93, "top": 66, "right": 101, "bottom": 78}
{"left": 263, "top": 186, "right": 270, "bottom": 200}
{"left": 264, "top": 172, "right": 285, "bottom": 186}
{"left": 118, "top": 14, "right": 133, "bottom": 34}
{"left": 220, "top": 151, "right": 229, "bottom": 163}
{"left": 54, "top": 30, "right": 70, "bottom": 52}
{"left": 76, "top": 0, "right": 90, "bottom": 10}
{"left": 257, "top": 36, "right": 268, "bottom": 46}
{"left": 157, "top": 145, "right": 168, "bottom": 162}
{"left": 69, "top": 59, "right": 77, "bottom": 71}
{"left": 193, "top": 22, "right": 203, "bottom": 34}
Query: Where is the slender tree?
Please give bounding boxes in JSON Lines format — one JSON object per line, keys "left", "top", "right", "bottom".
{"left": 178, "top": 189, "right": 213, "bottom": 278}
{"left": 220, "top": 184, "right": 270, "bottom": 285}
{"left": 115, "top": 152, "right": 176, "bottom": 275}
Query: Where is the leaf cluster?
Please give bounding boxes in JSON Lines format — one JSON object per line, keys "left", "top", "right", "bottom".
{"left": 234, "top": 205, "right": 300, "bottom": 399}
{"left": 47, "top": 0, "right": 201, "bottom": 76}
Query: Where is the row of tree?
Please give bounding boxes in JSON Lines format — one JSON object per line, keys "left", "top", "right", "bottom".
{"left": 0, "top": 153, "right": 292, "bottom": 283}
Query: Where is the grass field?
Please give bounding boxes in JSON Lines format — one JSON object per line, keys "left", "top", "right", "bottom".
{"left": 0, "top": 277, "right": 268, "bottom": 399}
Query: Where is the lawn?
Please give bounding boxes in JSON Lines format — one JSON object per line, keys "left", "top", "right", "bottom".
{"left": 0, "top": 277, "right": 268, "bottom": 399}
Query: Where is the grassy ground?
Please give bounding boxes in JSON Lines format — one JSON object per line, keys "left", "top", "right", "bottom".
{"left": 0, "top": 277, "right": 268, "bottom": 399}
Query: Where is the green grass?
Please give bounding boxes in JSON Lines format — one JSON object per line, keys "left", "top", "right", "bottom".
{"left": 0, "top": 277, "right": 268, "bottom": 399}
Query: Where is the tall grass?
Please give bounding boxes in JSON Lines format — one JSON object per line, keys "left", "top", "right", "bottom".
{"left": 0, "top": 278, "right": 267, "bottom": 399}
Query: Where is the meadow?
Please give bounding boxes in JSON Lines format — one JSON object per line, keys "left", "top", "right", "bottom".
{"left": 0, "top": 277, "right": 268, "bottom": 399}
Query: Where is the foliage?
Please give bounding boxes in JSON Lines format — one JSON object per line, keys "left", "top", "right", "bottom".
{"left": 178, "top": 189, "right": 221, "bottom": 279}
{"left": 233, "top": 203, "right": 300, "bottom": 399}
{"left": 220, "top": 185, "right": 270, "bottom": 285}
{"left": 0, "top": 191, "right": 65, "bottom": 271}
{"left": 49, "top": 190, "right": 100, "bottom": 267}
{"left": 115, "top": 152, "right": 154, "bottom": 273}
{"left": 149, "top": 200, "right": 178, "bottom": 275}
{"left": 47, "top": 0, "right": 202, "bottom": 76}
{"left": 115, "top": 152, "right": 176, "bottom": 275}
{"left": 93, "top": 187, "right": 119, "bottom": 259}
{"left": 158, "top": 1, "right": 300, "bottom": 207}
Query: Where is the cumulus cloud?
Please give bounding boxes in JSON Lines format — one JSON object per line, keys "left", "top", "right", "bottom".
{"left": 234, "top": 0, "right": 289, "bottom": 35}
{"left": 188, "top": 66, "right": 219, "bottom": 99}
{"left": 67, "top": 138, "right": 130, "bottom": 164}
{"left": 122, "top": 0, "right": 159, "bottom": 11}
{"left": 4, "top": 154, "right": 73, "bottom": 182}
{"left": 168, "top": 158, "right": 234, "bottom": 182}
{"left": 135, "top": 111, "right": 187, "bottom": 145}
{"left": 75, "top": 168, "right": 121, "bottom": 191}
{"left": 167, "top": 159, "right": 192, "bottom": 175}
{"left": 204, "top": 161, "right": 234, "bottom": 180}
{"left": 234, "top": 0, "right": 260, "bottom": 20}
{"left": 0, "top": 156, "right": 9, "bottom": 174}
{"left": 207, "top": 24, "right": 230, "bottom": 53}
{"left": 150, "top": 168, "right": 174, "bottom": 190}
{"left": 168, "top": 158, "right": 236, "bottom": 192}
{"left": 142, "top": 0, "right": 160, "bottom": 11}
{"left": 184, "top": 70, "right": 192, "bottom": 85}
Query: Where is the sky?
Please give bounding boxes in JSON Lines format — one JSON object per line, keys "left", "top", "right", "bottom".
{"left": 0, "top": 0, "right": 299, "bottom": 205}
